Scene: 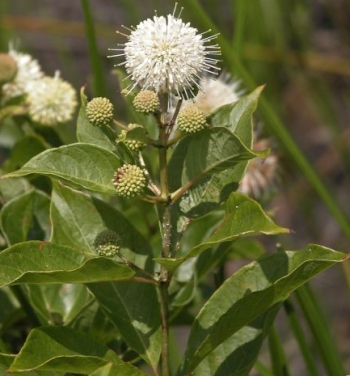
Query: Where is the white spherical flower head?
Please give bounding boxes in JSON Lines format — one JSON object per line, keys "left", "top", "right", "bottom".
{"left": 27, "top": 72, "right": 77, "bottom": 126}
{"left": 190, "top": 74, "right": 242, "bottom": 115}
{"left": 2, "top": 49, "right": 44, "bottom": 101}
{"left": 109, "top": 6, "right": 221, "bottom": 99}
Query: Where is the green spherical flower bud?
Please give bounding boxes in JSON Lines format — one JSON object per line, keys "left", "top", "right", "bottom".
{"left": 122, "top": 123, "right": 146, "bottom": 151}
{"left": 133, "top": 90, "right": 160, "bottom": 114}
{"left": 113, "top": 164, "right": 146, "bottom": 198}
{"left": 94, "top": 230, "right": 121, "bottom": 257}
{"left": 0, "top": 53, "right": 18, "bottom": 85}
{"left": 86, "top": 97, "right": 114, "bottom": 127}
{"left": 177, "top": 104, "right": 206, "bottom": 134}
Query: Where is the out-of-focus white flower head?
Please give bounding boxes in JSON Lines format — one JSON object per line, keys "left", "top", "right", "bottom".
{"left": 27, "top": 71, "right": 77, "bottom": 126}
{"left": 181, "top": 73, "right": 242, "bottom": 116}
{"left": 238, "top": 138, "right": 279, "bottom": 200}
{"left": 1, "top": 48, "right": 44, "bottom": 101}
{"left": 108, "top": 5, "right": 221, "bottom": 100}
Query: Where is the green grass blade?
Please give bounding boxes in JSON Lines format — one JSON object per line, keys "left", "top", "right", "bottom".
{"left": 295, "top": 284, "right": 345, "bottom": 376}
{"left": 283, "top": 299, "right": 321, "bottom": 376}
{"left": 254, "top": 360, "right": 275, "bottom": 376}
{"left": 81, "top": 0, "right": 106, "bottom": 97}
{"left": 267, "top": 325, "right": 291, "bottom": 376}
{"left": 232, "top": 0, "right": 246, "bottom": 60}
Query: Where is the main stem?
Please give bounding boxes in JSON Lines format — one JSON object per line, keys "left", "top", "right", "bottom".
{"left": 158, "top": 93, "right": 171, "bottom": 376}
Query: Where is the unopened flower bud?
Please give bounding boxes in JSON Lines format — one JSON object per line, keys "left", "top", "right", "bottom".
{"left": 120, "top": 123, "right": 146, "bottom": 152}
{"left": 177, "top": 104, "right": 206, "bottom": 133}
{"left": 86, "top": 97, "right": 114, "bottom": 127}
{"left": 113, "top": 164, "right": 146, "bottom": 198}
{"left": 94, "top": 230, "right": 121, "bottom": 257}
{"left": 0, "top": 53, "right": 18, "bottom": 85}
{"left": 133, "top": 90, "right": 160, "bottom": 114}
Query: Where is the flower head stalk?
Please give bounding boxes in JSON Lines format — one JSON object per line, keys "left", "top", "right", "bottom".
{"left": 108, "top": 5, "right": 221, "bottom": 100}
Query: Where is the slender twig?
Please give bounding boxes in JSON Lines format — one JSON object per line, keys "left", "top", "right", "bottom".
{"left": 113, "top": 119, "right": 129, "bottom": 130}
{"left": 129, "top": 277, "right": 158, "bottom": 285}
{"left": 166, "top": 98, "right": 183, "bottom": 137}
{"left": 139, "top": 153, "right": 161, "bottom": 196}
{"left": 118, "top": 252, "right": 156, "bottom": 281}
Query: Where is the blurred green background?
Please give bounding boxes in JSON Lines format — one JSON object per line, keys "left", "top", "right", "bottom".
{"left": 1, "top": 0, "right": 349, "bottom": 374}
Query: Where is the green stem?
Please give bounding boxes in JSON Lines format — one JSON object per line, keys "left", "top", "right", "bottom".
{"left": 159, "top": 281, "right": 170, "bottom": 376}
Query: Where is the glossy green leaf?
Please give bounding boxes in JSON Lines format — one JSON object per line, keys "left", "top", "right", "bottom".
{"left": 0, "top": 189, "right": 50, "bottom": 245}
{"left": 155, "top": 193, "right": 288, "bottom": 272}
{"left": 169, "top": 127, "right": 267, "bottom": 215}
{"left": 193, "top": 305, "right": 280, "bottom": 376}
{"left": 88, "top": 281, "right": 161, "bottom": 371}
{"left": 25, "top": 284, "right": 93, "bottom": 325}
{"left": 180, "top": 245, "right": 346, "bottom": 373}
{"left": 2, "top": 143, "right": 121, "bottom": 194}
{"left": 0, "top": 241, "right": 134, "bottom": 288}
{"left": 169, "top": 127, "right": 263, "bottom": 190}
{"left": 8, "top": 326, "right": 140, "bottom": 374}
{"left": 77, "top": 88, "right": 115, "bottom": 151}
{"left": 0, "top": 174, "right": 31, "bottom": 202}
{"left": 50, "top": 182, "right": 153, "bottom": 269}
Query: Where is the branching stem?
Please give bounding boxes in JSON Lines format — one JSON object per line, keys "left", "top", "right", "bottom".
{"left": 157, "top": 92, "right": 171, "bottom": 376}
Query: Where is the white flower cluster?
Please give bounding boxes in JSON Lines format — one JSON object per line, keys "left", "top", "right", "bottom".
{"left": 1, "top": 47, "right": 77, "bottom": 127}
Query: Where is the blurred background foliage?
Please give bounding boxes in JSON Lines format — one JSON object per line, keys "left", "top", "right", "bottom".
{"left": 0, "top": 0, "right": 350, "bottom": 374}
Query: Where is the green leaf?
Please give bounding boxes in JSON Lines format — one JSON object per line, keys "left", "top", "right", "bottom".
{"left": 209, "top": 85, "right": 264, "bottom": 146}
{"left": 0, "top": 241, "right": 134, "bottom": 288}
{"left": 118, "top": 125, "right": 149, "bottom": 145}
{"left": 180, "top": 245, "right": 346, "bottom": 373}
{"left": 0, "top": 353, "right": 46, "bottom": 376}
{"left": 169, "top": 127, "right": 267, "bottom": 215}
{"left": 0, "top": 189, "right": 51, "bottom": 245}
{"left": 89, "top": 363, "right": 149, "bottom": 376}
{"left": 155, "top": 193, "right": 288, "bottom": 272}
{"left": 9, "top": 326, "right": 140, "bottom": 374}
{"left": 51, "top": 182, "right": 153, "bottom": 269}
{"left": 77, "top": 88, "right": 115, "bottom": 151}
{"left": 2, "top": 143, "right": 121, "bottom": 194}
{"left": 193, "top": 305, "right": 280, "bottom": 376}
{"left": 5, "top": 135, "right": 49, "bottom": 171}
{"left": 88, "top": 282, "right": 161, "bottom": 371}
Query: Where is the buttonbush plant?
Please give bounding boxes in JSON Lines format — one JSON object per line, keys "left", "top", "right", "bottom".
{"left": 0, "top": 3, "right": 348, "bottom": 376}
